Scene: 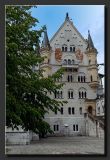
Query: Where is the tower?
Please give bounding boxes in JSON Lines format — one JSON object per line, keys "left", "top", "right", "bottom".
{"left": 40, "top": 26, "right": 52, "bottom": 77}
{"left": 86, "top": 30, "right": 99, "bottom": 91}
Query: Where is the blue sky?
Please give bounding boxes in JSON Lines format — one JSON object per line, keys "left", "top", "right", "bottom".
{"left": 31, "top": 5, "right": 104, "bottom": 77}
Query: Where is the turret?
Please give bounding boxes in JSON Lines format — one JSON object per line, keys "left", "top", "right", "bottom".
{"left": 41, "top": 25, "right": 50, "bottom": 50}
{"left": 86, "top": 30, "right": 97, "bottom": 53}
{"left": 40, "top": 26, "right": 51, "bottom": 77}
{"left": 86, "top": 30, "right": 99, "bottom": 90}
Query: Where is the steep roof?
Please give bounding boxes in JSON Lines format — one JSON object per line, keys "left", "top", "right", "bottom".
{"left": 50, "top": 13, "right": 87, "bottom": 44}
{"left": 87, "top": 30, "right": 95, "bottom": 49}
{"left": 42, "top": 25, "right": 50, "bottom": 49}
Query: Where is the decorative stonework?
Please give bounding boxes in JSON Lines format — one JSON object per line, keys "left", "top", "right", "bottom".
{"left": 75, "top": 49, "right": 83, "bottom": 61}
{"left": 55, "top": 48, "right": 62, "bottom": 62}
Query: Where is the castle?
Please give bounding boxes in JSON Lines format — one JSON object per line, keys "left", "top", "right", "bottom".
{"left": 39, "top": 13, "right": 103, "bottom": 136}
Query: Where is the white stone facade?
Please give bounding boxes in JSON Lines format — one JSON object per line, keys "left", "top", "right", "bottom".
{"left": 41, "top": 14, "right": 99, "bottom": 136}
{"left": 96, "top": 97, "right": 104, "bottom": 116}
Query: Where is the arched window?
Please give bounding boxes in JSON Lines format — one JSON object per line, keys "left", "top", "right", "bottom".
{"left": 84, "top": 76, "right": 85, "bottom": 82}
{"left": 68, "top": 59, "right": 71, "bottom": 65}
{"left": 78, "top": 76, "right": 80, "bottom": 82}
{"left": 63, "top": 59, "right": 67, "bottom": 65}
{"left": 65, "top": 47, "right": 67, "bottom": 52}
{"left": 78, "top": 73, "right": 86, "bottom": 83}
{"left": 79, "top": 88, "right": 87, "bottom": 99}
{"left": 62, "top": 47, "right": 64, "bottom": 52}
{"left": 81, "top": 76, "right": 83, "bottom": 82}
{"left": 70, "top": 47, "right": 72, "bottom": 52}
{"left": 67, "top": 75, "right": 73, "bottom": 82}
{"left": 71, "top": 75, "right": 73, "bottom": 82}
{"left": 72, "top": 60, "right": 74, "bottom": 64}
{"left": 62, "top": 45, "right": 67, "bottom": 52}
{"left": 88, "top": 106, "right": 93, "bottom": 114}
{"left": 68, "top": 90, "right": 74, "bottom": 99}
{"left": 73, "top": 47, "right": 75, "bottom": 52}
{"left": 85, "top": 92, "right": 86, "bottom": 98}
{"left": 82, "top": 92, "right": 83, "bottom": 98}
{"left": 79, "top": 91, "right": 81, "bottom": 98}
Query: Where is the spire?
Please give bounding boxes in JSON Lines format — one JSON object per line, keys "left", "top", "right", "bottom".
{"left": 65, "top": 12, "right": 69, "bottom": 21}
{"left": 87, "top": 30, "right": 95, "bottom": 50}
{"left": 42, "top": 25, "right": 50, "bottom": 49}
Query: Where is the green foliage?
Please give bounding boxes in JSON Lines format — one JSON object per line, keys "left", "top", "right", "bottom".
{"left": 6, "top": 6, "right": 66, "bottom": 136}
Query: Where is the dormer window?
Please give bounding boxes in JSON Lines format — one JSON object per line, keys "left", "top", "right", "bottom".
{"left": 65, "top": 47, "right": 67, "bottom": 51}
{"left": 62, "top": 47, "right": 64, "bottom": 52}
{"left": 70, "top": 46, "right": 75, "bottom": 52}
{"left": 62, "top": 45, "right": 68, "bottom": 52}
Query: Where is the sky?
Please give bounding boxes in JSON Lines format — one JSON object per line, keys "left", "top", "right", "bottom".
{"left": 30, "top": 5, "right": 104, "bottom": 85}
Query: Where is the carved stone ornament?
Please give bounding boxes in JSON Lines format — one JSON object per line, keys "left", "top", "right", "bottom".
{"left": 75, "top": 49, "right": 83, "bottom": 61}
{"left": 55, "top": 48, "right": 62, "bottom": 62}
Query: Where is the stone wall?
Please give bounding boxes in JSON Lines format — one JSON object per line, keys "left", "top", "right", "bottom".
{"left": 5, "top": 126, "right": 39, "bottom": 145}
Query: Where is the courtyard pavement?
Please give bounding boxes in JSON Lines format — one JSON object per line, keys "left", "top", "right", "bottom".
{"left": 6, "top": 136, "right": 104, "bottom": 155}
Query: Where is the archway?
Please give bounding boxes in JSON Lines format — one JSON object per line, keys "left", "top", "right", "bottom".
{"left": 88, "top": 106, "right": 93, "bottom": 114}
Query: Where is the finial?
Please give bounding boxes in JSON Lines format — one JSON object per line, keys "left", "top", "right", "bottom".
{"left": 65, "top": 12, "right": 69, "bottom": 20}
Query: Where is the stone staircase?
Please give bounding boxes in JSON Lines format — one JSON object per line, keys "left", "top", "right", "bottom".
{"left": 85, "top": 112, "right": 104, "bottom": 138}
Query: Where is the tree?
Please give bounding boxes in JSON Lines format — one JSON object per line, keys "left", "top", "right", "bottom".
{"left": 6, "top": 6, "right": 66, "bottom": 137}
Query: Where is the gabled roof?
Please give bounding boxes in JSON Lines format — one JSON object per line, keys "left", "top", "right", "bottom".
{"left": 50, "top": 13, "right": 87, "bottom": 44}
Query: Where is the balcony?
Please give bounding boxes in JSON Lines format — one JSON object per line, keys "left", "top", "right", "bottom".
{"left": 62, "top": 63, "right": 79, "bottom": 69}
{"left": 89, "top": 81, "right": 99, "bottom": 88}
{"left": 88, "top": 65, "right": 97, "bottom": 70}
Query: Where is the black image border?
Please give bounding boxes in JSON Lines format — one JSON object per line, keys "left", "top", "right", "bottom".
{"left": 0, "top": 0, "right": 110, "bottom": 160}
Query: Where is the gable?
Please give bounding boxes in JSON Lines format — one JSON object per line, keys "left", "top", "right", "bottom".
{"left": 50, "top": 19, "right": 87, "bottom": 53}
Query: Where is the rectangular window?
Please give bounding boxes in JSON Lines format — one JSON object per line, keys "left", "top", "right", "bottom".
{"left": 72, "top": 107, "right": 74, "bottom": 114}
{"left": 57, "top": 125, "right": 59, "bottom": 131}
{"left": 76, "top": 125, "right": 78, "bottom": 131}
{"left": 73, "top": 124, "right": 78, "bottom": 131}
{"left": 54, "top": 125, "right": 59, "bottom": 131}
{"left": 54, "top": 125, "right": 56, "bottom": 131}
{"left": 73, "top": 125, "right": 75, "bottom": 131}
{"left": 55, "top": 110, "right": 57, "bottom": 115}
{"left": 79, "top": 107, "right": 82, "bottom": 115}
{"left": 68, "top": 91, "right": 74, "bottom": 99}
{"left": 71, "top": 92, "right": 73, "bottom": 98}
{"left": 55, "top": 91, "right": 63, "bottom": 99}
{"left": 68, "top": 107, "right": 71, "bottom": 114}
{"left": 61, "top": 107, "right": 63, "bottom": 114}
